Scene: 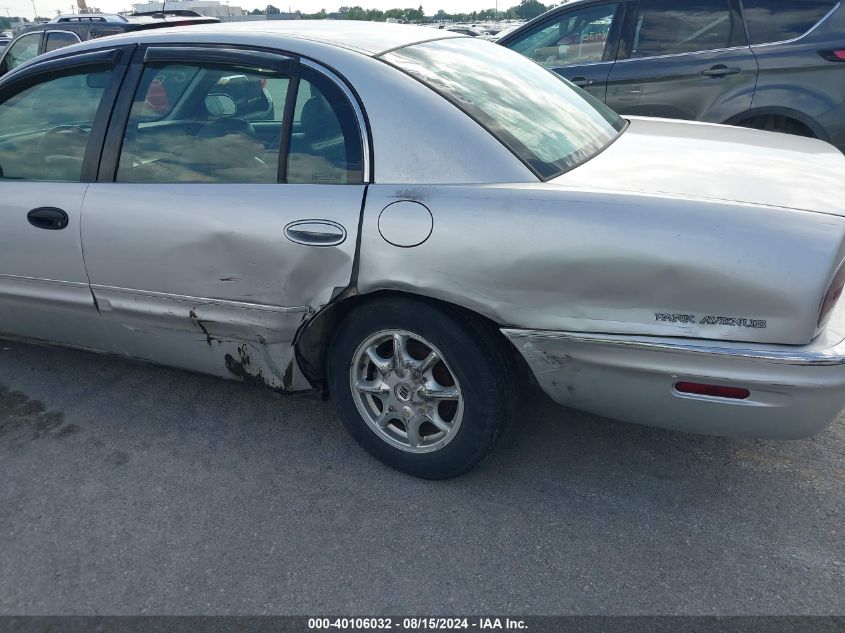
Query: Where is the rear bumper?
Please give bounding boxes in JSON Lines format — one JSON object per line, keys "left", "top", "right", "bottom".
{"left": 503, "top": 302, "right": 845, "bottom": 439}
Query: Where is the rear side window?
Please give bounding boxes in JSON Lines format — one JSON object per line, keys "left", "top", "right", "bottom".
{"left": 631, "top": 0, "right": 735, "bottom": 58}
{"left": 741, "top": 0, "right": 836, "bottom": 45}
{"left": 44, "top": 31, "right": 81, "bottom": 53}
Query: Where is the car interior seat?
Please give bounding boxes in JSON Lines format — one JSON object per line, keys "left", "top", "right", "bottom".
{"left": 288, "top": 94, "right": 348, "bottom": 184}
{"left": 186, "top": 117, "right": 275, "bottom": 183}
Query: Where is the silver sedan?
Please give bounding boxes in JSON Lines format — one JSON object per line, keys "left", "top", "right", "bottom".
{"left": 1, "top": 22, "right": 845, "bottom": 478}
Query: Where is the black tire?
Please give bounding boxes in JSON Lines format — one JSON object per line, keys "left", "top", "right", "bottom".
{"left": 327, "top": 297, "right": 516, "bottom": 479}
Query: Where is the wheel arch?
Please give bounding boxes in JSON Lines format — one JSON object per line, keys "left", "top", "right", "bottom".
{"left": 724, "top": 106, "right": 829, "bottom": 142}
{"left": 293, "top": 288, "right": 526, "bottom": 397}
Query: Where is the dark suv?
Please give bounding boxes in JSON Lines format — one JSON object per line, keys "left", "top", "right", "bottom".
{"left": 0, "top": 11, "right": 219, "bottom": 77}
{"left": 499, "top": 0, "right": 845, "bottom": 151}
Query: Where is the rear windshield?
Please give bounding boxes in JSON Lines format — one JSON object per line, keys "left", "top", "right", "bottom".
{"left": 382, "top": 37, "right": 625, "bottom": 180}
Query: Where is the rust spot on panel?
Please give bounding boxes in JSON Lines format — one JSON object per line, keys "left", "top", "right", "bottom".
{"left": 393, "top": 188, "right": 431, "bottom": 202}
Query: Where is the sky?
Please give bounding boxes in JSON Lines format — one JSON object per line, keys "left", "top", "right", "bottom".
{"left": 4, "top": 0, "right": 508, "bottom": 20}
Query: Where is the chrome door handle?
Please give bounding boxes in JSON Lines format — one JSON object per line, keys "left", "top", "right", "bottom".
{"left": 284, "top": 220, "right": 347, "bottom": 247}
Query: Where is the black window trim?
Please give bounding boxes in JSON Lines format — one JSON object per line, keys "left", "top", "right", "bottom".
{"left": 0, "top": 45, "right": 132, "bottom": 183}
{"left": 616, "top": 0, "right": 749, "bottom": 61}
{"left": 277, "top": 69, "right": 300, "bottom": 184}
{"left": 142, "top": 46, "right": 295, "bottom": 75}
{"left": 1, "top": 45, "right": 123, "bottom": 86}
{"left": 738, "top": 0, "right": 840, "bottom": 48}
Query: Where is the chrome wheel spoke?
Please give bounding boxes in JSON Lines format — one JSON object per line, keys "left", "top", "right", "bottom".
{"left": 428, "top": 413, "right": 451, "bottom": 434}
{"left": 355, "top": 379, "right": 388, "bottom": 395}
{"left": 406, "top": 415, "right": 423, "bottom": 449}
{"left": 375, "top": 410, "right": 393, "bottom": 428}
{"left": 423, "top": 382, "right": 460, "bottom": 401}
{"left": 412, "top": 351, "right": 439, "bottom": 376}
{"left": 366, "top": 346, "right": 393, "bottom": 375}
{"left": 393, "top": 332, "right": 411, "bottom": 368}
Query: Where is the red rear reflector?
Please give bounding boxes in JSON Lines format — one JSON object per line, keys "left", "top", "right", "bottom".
{"left": 819, "top": 49, "right": 845, "bottom": 61}
{"left": 675, "top": 382, "right": 750, "bottom": 400}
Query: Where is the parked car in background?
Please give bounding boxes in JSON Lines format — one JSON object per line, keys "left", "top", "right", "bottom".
{"left": 447, "top": 26, "right": 482, "bottom": 36}
{"left": 0, "top": 11, "right": 219, "bottom": 76}
{"left": 2, "top": 23, "right": 845, "bottom": 479}
{"left": 499, "top": 0, "right": 845, "bottom": 151}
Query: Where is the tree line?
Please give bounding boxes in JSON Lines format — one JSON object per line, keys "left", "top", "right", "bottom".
{"left": 250, "top": 0, "right": 555, "bottom": 21}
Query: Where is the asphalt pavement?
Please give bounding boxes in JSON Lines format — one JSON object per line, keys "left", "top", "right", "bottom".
{"left": 0, "top": 339, "right": 842, "bottom": 615}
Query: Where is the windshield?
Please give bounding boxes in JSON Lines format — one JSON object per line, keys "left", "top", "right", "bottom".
{"left": 381, "top": 37, "right": 625, "bottom": 180}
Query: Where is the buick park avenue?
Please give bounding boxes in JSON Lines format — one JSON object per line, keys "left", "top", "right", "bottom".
{"left": 1, "top": 22, "right": 845, "bottom": 478}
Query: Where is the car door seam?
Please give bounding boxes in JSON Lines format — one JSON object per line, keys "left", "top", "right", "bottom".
{"left": 77, "top": 182, "right": 102, "bottom": 314}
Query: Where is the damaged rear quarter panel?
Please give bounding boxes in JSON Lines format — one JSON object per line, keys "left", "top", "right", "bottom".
{"left": 357, "top": 184, "right": 845, "bottom": 345}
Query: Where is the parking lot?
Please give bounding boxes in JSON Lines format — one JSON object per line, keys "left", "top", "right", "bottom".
{"left": 0, "top": 338, "right": 842, "bottom": 615}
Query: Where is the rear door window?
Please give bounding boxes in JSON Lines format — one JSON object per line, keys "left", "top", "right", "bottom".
{"left": 115, "top": 59, "right": 363, "bottom": 185}
{"left": 741, "top": 0, "right": 836, "bottom": 45}
{"left": 630, "top": 0, "right": 735, "bottom": 58}
{"left": 117, "top": 61, "right": 288, "bottom": 183}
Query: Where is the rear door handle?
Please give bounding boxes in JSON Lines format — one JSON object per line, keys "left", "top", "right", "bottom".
{"left": 284, "top": 220, "right": 347, "bottom": 247}
{"left": 27, "top": 207, "right": 69, "bottom": 230}
{"left": 702, "top": 65, "right": 741, "bottom": 77}
{"left": 570, "top": 76, "right": 594, "bottom": 87}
